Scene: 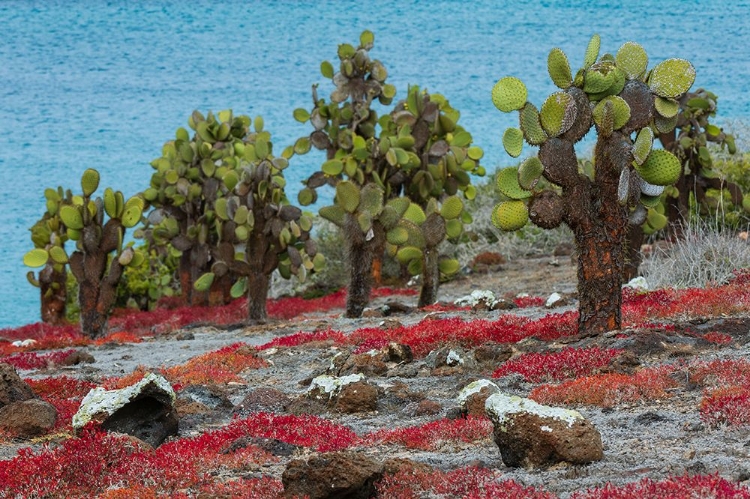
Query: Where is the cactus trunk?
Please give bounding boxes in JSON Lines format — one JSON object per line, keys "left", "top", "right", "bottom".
{"left": 179, "top": 251, "right": 209, "bottom": 307}
{"left": 624, "top": 224, "right": 644, "bottom": 282}
{"left": 418, "top": 248, "right": 440, "bottom": 308}
{"left": 39, "top": 264, "right": 67, "bottom": 325}
{"left": 246, "top": 271, "right": 270, "bottom": 322}
{"left": 74, "top": 248, "right": 122, "bottom": 339}
{"left": 345, "top": 237, "right": 374, "bottom": 318}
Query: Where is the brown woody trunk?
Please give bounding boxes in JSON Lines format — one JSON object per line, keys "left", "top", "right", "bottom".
{"left": 418, "top": 248, "right": 440, "bottom": 308}
{"left": 179, "top": 250, "right": 209, "bottom": 307}
{"left": 76, "top": 252, "right": 122, "bottom": 339}
{"left": 623, "top": 224, "right": 644, "bottom": 282}
{"left": 39, "top": 265, "right": 67, "bottom": 325}
{"left": 344, "top": 218, "right": 386, "bottom": 318}
{"left": 246, "top": 271, "right": 270, "bottom": 322}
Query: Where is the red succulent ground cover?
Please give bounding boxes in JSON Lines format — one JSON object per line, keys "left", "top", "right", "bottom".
{"left": 0, "top": 348, "right": 78, "bottom": 370}
{"left": 688, "top": 358, "right": 750, "bottom": 427}
{"left": 24, "top": 376, "right": 98, "bottom": 432}
{"left": 362, "top": 416, "right": 494, "bottom": 451}
{"left": 492, "top": 346, "right": 623, "bottom": 382}
{"left": 569, "top": 473, "right": 750, "bottom": 498}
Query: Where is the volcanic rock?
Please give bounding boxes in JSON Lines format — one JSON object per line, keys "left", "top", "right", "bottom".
{"left": 0, "top": 399, "right": 57, "bottom": 437}
{"left": 282, "top": 450, "right": 383, "bottom": 499}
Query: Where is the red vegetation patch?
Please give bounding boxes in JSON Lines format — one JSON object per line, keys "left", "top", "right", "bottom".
{"left": 513, "top": 295, "right": 546, "bottom": 308}
{"left": 700, "top": 387, "right": 750, "bottom": 427}
{"left": 25, "top": 376, "right": 97, "bottom": 431}
{"left": 363, "top": 416, "right": 493, "bottom": 451}
{"left": 703, "top": 331, "right": 734, "bottom": 345}
{"left": 0, "top": 348, "right": 78, "bottom": 370}
{"left": 161, "top": 342, "right": 267, "bottom": 388}
{"left": 376, "top": 466, "right": 555, "bottom": 498}
{"left": 492, "top": 347, "right": 623, "bottom": 383}
{"left": 570, "top": 473, "right": 750, "bottom": 498}
{"left": 530, "top": 366, "right": 679, "bottom": 408}
{"left": 257, "top": 329, "right": 347, "bottom": 351}
{"left": 688, "top": 358, "right": 750, "bottom": 388}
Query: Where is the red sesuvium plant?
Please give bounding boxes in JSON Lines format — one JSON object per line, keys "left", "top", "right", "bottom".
{"left": 25, "top": 376, "right": 97, "bottom": 431}
{"left": 161, "top": 342, "right": 267, "bottom": 387}
{"left": 256, "top": 329, "right": 347, "bottom": 351}
{"left": 530, "top": 365, "right": 679, "bottom": 408}
{"left": 0, "top": 348, "right": 78, "bottom": 370}
{"left": 362, "top": 416, "right": 493, "bottom": 451}
{"left": 492, "top": 346, "right": 623, "bottom": 383}
{"left": 569, "top": 473, "right": 750, "bottom": 499}
{"left": 491, "top": 34, "right": 695, "bottom": 336}
{"left": 376, "top": 466, "right": 556, "bottom": 499}
{"left": 700, "top": 386, "right": 750, "bottom": 428}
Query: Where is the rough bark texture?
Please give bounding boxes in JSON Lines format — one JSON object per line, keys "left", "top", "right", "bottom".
{"left": 345, "top": 226, "right": 374, "bottom": 318}
{"left": 38, "top": 264, "right": 67, "bottom": 325}
{"left": 624, "top": 224, "right": 644, "bottom": 282}
{"left": 418, "top": 248, "right": 440, "bottom": 308}
{"left": 247, "top": 271, "right": 270, "bottom": 322}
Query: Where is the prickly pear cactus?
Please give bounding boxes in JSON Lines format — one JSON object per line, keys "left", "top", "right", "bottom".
{"left": 195, "top": 116, "right": 323, "bottom": 321}
{"left": 491, "top": 35, "right": 695, "bottom": 336}
{"left": 28, "top": 168, "right": 146, "bottom": 338}
{"left": 23, "top": 186, "right": 75, "bottom": 324}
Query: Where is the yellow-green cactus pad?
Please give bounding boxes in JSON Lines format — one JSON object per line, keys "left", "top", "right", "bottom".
{"left": 319, "top": 205, "right": 347, "bottom": 227}
{"left": 194, "top": 272, "right": 215, "bottom": 292}
{"left": 387, "top": 226, "right": 409, "bottom": 245}
{"left": 492, "top": 77, "right": 527, "bottom": 113}
{"left": 632, "top": 127, "right": 654, "bottom": 165}
{"left": 615, "top": 41, "right": 648, "bottom": 80}
{"left": 440, "top": 196, "right": 464, "bottom": 220}
{"left": 438, "top": 257, "right": 460, "bottom": 276}
{"left": 636, "top": 149, "right": 681, "bottom": 186}
{"left": 403, "top": 202, "right": 426, "bottom": 225}
{"left": 359, "top": 183, "right": 384, "bottom": 217}
{"left": 103, "top": 188, "right": 118, "bottom": 219}
{"left": 583, "top": 63, "right": 617, "bottom": 94}
{"left": 654, "top": 96, "right": 679, "bottom": 119}
{"left": 298, "top": 187, "right": 317, "bottom": 206}
{"left": 654, "top": 113, "right": 679, "bottom": 134}
{"left": 648, "top": 58, "right": 696, "bottom": 98}
{"left": 497, "top": 167, "right": 532, "bottom": 200}
{"left": 81, "top": 169, "right": 100, "bottom": 197}
{"left": 446, "top": 218, "right": 463, "bottom": 239}
{"left": 640, "top": 194, "right": 662, "bottom": 209}
{"left": 518, "top": 156, "right": 545, "bottom": 190}
{"left": 491, "top": 200, "right": 529, "bottom": 231}
{"left": 519, "top": 103, "right": 547, "bottom": 145}
{"left": 502, "top": 127, "right": 524, "bottom": 158}
{"left": 646, "top": 208, "right": 668, "bottom": 230}
{"left": 23, "top": 248, "right": 49, "bottom": 268}
{"left": 592, "top": 96, "right": 631, "bottom": 131}
{"left": 335, "top": 180, "right": 360, "bottom": 214}
{"left": 396, "top": 246, "right": 423, "bottom": 264}
{"left": 60, "top": 205, "right": 84, "bottom": 230}
{"left": 583, "top": 34, "right": 601, "bottom": 69}
{"left": 121, "top": 204, "right": 143, "bottom": 228}
{"left": 540, "top": 92, "right": 577, "bottom": 137}
{"left": 548, "top": 48, "right": 572, "bottom": 89}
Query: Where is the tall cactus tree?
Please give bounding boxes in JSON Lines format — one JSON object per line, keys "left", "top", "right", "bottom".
{"left": 23, "top": 187, "right": 74, "bottom": 324}
{"left": 34, "top": 169, "right": 145, "bottom": 338}
{"left": 491, "top": 35, "right": 695, "bottom": 336}
{"left": 195, "top": 115, "right": 323, "bottom": 321}
{"left": 624, "top": 89, "right": 744, "bottom": 278}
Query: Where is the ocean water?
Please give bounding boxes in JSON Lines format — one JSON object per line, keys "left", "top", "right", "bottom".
{"left": 1, "top": 0, "right": 749, "bottom": 328}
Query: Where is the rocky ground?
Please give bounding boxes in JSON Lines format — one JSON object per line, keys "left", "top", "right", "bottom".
{"left": 4, "top": 255, "right": 750, "bottom": 497}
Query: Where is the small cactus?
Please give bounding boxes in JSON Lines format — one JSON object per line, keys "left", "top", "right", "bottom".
{"left": 491, "top": 35, "right": 695, "bottom": 336}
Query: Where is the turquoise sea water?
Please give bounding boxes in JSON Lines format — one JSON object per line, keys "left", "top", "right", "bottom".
{"left": 1, "top": 0, "right": 749, "bottom": 328}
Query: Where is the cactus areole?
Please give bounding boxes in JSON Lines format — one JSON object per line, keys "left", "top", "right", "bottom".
{"left": 492, "top": 35, "right": 695, "bottom": 336}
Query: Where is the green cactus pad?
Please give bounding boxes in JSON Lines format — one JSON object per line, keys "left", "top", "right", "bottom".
{"left": 518, "top": 157, "right": 545, "bottom": 190}
{"left": 654, "top": 113, "right": 679, "bottom": 134}
{"left": 648, "top": 58, "right": 696, "bottom": 98}
{"left": 654, "top": 96, "right": 679, "bottom": 119}
{"left": 387, "top": 226, "right": 409, "bottom": 245}
{"left": 497, "top": 167, "right": 532, "bottom": 200}
{"left": 322, "top": 159, "right": 344, "bottom": 176}
{"left": 298, "top": 187, "right": 317, "bottom": 206}
{"left": 583, "top": 34, "right": 601, "bottom": 69}
{"left": 491, "top": 200, "right": 529, "bottom": 231}
{"left": 440, "top": 196, "right": 463, "bottom": 220}
{"left": 636, "top": 149, "right": 681, "bottom": 186}
{"left": 540, "top": 92, "right": 577, "bottom": 137}
{"left": 403, "top": 203, "right": 426, "bottom": 225}
{"left": 438, "top": 258, "right": 460, "bottom": 276}
{"left": 548, "top": 48, "right": 572, "bottom": 89}
{"left": 396, "top": 246, "right": 423, "bottom": 264}
{"left": 615, "top": 41, "right": 648, "bottom": 80}
{"left": 335, "top": 181, "right": 361, "bottom": 214}
{"left": 319, "top": 205, "right": 347, "bottom": 227}
{"left": 194, "top": 272, "right": 215, "bottom": 292}
{"left": 592, "top": 96, "right": 631, "bottom": 131}
{"left": 491, "top": 77, "right": 528, "bottom": 113}
{"left": 359, "top": 184, "right": 384, "bottom": 217}
{"left": 583, "top": 65, "right": 616, "bottom": 94}
{"left": 48, "top": 245, "right": 68, "bottom": 264}
{"left": 519, "top": 103, "right": 547, "bottom": 145}
{"left": 502, "top": 127, "right": 524, "bottom": 158}
{"left": 121, "top": 204, "right": 143, "bottom": 228}
{"left": 81, "top": 169, "right": 100, "bottom": 197}
{"left": 646, "top": 208, "right": 668, "bottom": 230}
{"left": 632, "top": 127, "right": 654, "bottom": 165}
{"left": 60, "top": 205, "right": 83, "bottom": 230}
{"left": 103, "top": 188, "right": 117, "bottom": 219}
{"left": 445, "top": 218, "right": 463, "bottom": 239}
{"left": 23, "top": 248, "right": 49, "bottom": 268}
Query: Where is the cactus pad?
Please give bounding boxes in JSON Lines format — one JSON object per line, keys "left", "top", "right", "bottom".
{"left": 639, "top": 177, "right": 665, "bottom": 197}
{"left": 491, "top": 200, "right": 529, "bottom": 231}
{"left": 491, "top": 77, "right": 527, "bottom": 113}
{"left": 636, "top": 149, "right": 681, "bottom": 186}
{"left": 23, "top": 248, "right": 49, "bottom": 268}
{"left": 518, "top": 156, "right": 544, "bottom": 190}
{"left": 194, "top": 272, "right": 215, "bottom": 292}
{"left": 654, "top": 96, "right": 679, "bottom": 118}
{"left": 502, "top": 127, "right": 524, "bottom": 158}
{"left": 583, "top": 34, "right": 601, "bottom": 69}
{"left": 592, "top": 96, "right": 631, "bottom": 131}
{"left": 359, "top": 184, "right": 384, "bottom": 217}
{"left": 528, "top": 190, "right": 564, "bottom": 229}
{"left": 319, "top": 205, "right": 347, "bottom": 227}
{"left": 387, "top": 226, "right": 409, "bottom": 245}
{"left": 335, "top": 181, "right": 361, "bottom": 213}
{"left": 403, "top": 203, "right": 426, "bottom": 225}
{"left": 438, "top": 258, "right": 460, "bottom": 276}
{"left": 648, "top": 58, "right": 696, "bottom": 98}
{"left": 440, "top": 196, "right": 463, "bottom": 220}
{"left": 519, "top": 103, "right": 547, "bottom": 145}
{"left": 615, "top": 41, "right": 648, "bottom": 80}
{"left": 446, "top": 218, "right": 463, "bottom": 239}
{"left": 632, "top": 127, "right": 654, "bottom": 165}
{"left": 496, "top": 167, "right": 532, "bottom": 200}
{"left": 548, "top": 48, "right": 572, "bottom": 89}
{"left": 540, "top": 92, "right": 577, "bottom": 137}
{"left": 646, "top": 208, "right": 668, "bottom": 230}
{"left": 60, "top": 205, "right": 84, "bottom": 230}
{"left": 81, "top": 169, "right": 100, "bottom": 197}
{"left": 654, "top": 113, "right": 679, "bottom": 134}
{"left": 618, "top": 167, "right": 630, "bottom": 205}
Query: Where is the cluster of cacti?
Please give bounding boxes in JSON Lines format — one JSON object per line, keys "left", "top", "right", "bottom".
{"left": 293, "top": 32, "right": 484, "bottom": 315}
{"left": 491, "top": 34, "right": 695, "bottom": 336}
{"left": 144, "top": 110, "right": 320, "bottom": 320}
{"left": 26, "top": 168, "right": 145, "bottom": 338}
{"left": 23, "top": 187, "right": 75, "bottom": 324}
{"left": 117, "top": 245, "right": 180, "bottom": 311}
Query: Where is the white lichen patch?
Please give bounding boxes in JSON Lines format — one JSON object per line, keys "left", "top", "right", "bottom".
{"left": 454, "top": 290, "right": 498, "bottom": 308}
{"left": 72, "top": 372, "right": 175, "bottom": 429}
{"left": 457, "top": 379, "right": 500, "bottom": 406}
{"left": 485, "top": 392, "right": 584, "bottom": 428}
{"left": 623, "top": 276, "right": 649, "bottom": 291}
{"left": 545, "top": 292, "right": 562, "bottom": 307}
{"left": 308, "top": 373, "right": 364, "bottom": 399}
{"left": 446, "top": 350, "right": 464, "bottom": 366}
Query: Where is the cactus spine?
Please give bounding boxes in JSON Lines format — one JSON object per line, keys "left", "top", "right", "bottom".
{"left": 491, "top": 35, "right": 695, "bottom": 336}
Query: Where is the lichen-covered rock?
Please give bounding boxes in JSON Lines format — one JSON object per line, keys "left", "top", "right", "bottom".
{"left": 73, "top": 372, "right": 178, "bottom": 447}
{"left": 307, "top": 374, "right": 378, "bottom": 414}
{"left": 0, "top": 399, "right": 57, "bottom": 437}
{"left": 282, "top": 451, "right": 383, "bottom": 499}
{"left": 0, "top": 363, "right": 36, "bottom": 407}
{"left": 486, "top": 392, "right": 603, "bottom": 468}
{"left": 458, "top": 379, "right": 500, "bottom": 417}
